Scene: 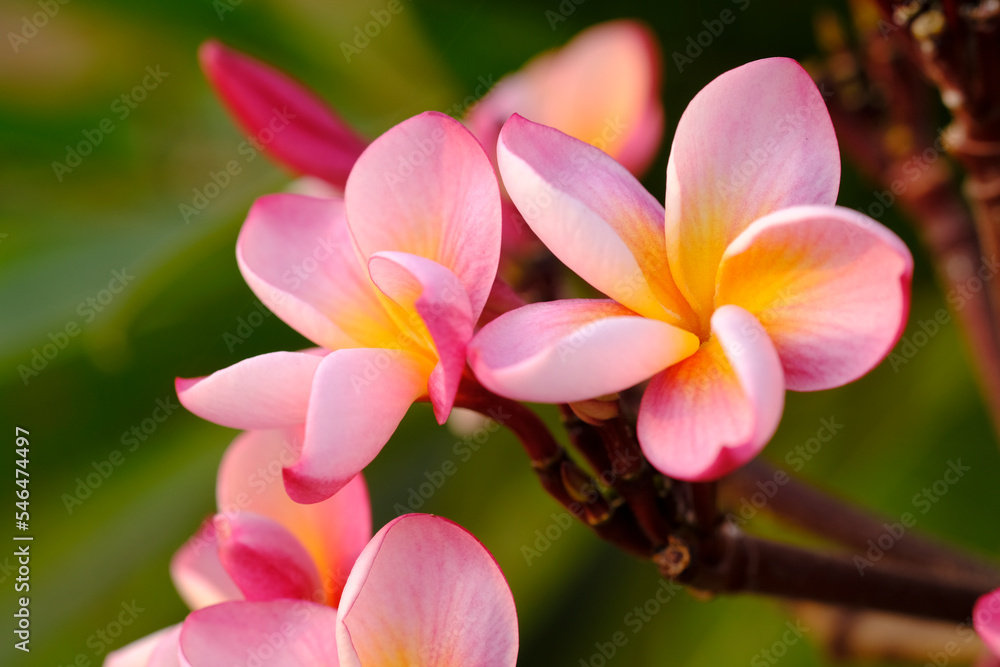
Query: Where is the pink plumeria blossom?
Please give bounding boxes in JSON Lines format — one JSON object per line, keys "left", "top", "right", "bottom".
{"left": 469, "top": 58, "right": 913, "bottom": 482}
{"left": 170, "top": 429, "right": 370, "bottom": 610}
{"left": 978, "top": 589, "right": 1000, "bottom": 659}
{"left": 466, "top": 19, "right": 662, "bottom": 177}
{"left": 200, "top": 21, "right": 662, "bottom": 191}
{"left": 105, "top": 430, "right": 518, "bottom": 666}
{"left": 177, "top": 111, "right": 501, "bottom": 503}
{"left": 105, "top": 428, "right": 366, "bottom": 666}
{"left": 465, "top": 19, "right": 664, "bottom": 258}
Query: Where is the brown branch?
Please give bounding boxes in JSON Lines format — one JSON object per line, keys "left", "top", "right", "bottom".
{"left": 675, "top": 527, "right": 989, "bottom": 624}
{"left": 452, "top": 376, "right": 653, "bottom": 558}
{"left": 597, "top": 416, "right": 674, "bottom": 548}
{"left": 558, "top": 404, "right": 613, "bottom": 474}
{"left": 813, "top": 1, "right": 1000, "bottom": 433}
{"left": 901, "top": 1, "right": 1000, "bottom": 353}
{"left": 723, "top": 459, "right": 1000, "bottom": 590}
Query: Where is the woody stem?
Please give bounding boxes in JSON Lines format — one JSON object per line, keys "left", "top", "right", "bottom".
{"left": 452, "top": 375, "right": 653, "bottom": 557}
{"left": 721, "top": 459, "right": 1000, "bottom": 590}
{"left": 675, "top": 526, "right": 989, "bottom": 624}
{"left": 597, "top": 416, "right": 674, "bottom": 548}
{"left": 818, "top": 0, "right": 1000, "bottom": 435}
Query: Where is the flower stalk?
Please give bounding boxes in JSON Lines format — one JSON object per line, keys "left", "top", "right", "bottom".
{"left": 676, "top": 528, "right": 988, "bottom": 624}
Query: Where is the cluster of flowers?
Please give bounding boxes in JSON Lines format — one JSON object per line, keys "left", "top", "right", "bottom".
{"left": 108, "top": 19, "right": 1000, "bottom": 665}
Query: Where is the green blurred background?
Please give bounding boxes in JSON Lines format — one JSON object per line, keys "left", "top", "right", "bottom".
{"left": 2, "top": 0, "right": 999, "bottom": 664}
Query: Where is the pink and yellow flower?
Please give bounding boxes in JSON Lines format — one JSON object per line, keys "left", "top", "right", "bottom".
{"left": 465, "top": 19, "right": 662, "bottom": 178}
{"left": 469, "top": 58, "right": 913, "bottom": 481}
{"left": 200, "top": 20, "right": 662, "bottom": 192}
{"left": 176, "top": 111, "right": 500, "bottom": 503}
{"left": 105, "top": 430, "right": 518, "bottom": 666}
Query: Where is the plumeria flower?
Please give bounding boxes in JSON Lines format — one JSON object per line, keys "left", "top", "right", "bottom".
{"left": 200, "top": 20, "right": 662, "bottom": 192}
{"left": 104, "top": 428, "right": 368, "bottom": 665}
{"left": 105, "top": 429, "right": 518, "bottom": 666}
{"left": 465, "top": 19, "right": 662, "bottom": 179}
{"left": 200, "top": 22, "right": 662, "bottom": 263}
{"left": 177, "top": 111, "right": 500, "bottom": 503}
{"left": 977, "top": 588, "right": 1000, "bottom": 660}
{"left": 469, "top": 58, "right": 912, "bottom": 481}
{"left": 170, "top": 429, "right": 370, "bottom": 611}
{"left": 464, "top": 19, "right": 662, "bottom": 255}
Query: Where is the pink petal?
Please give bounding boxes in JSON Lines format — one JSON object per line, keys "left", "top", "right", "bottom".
{"left": 216, "top": 430, "right": 371, "bottom": 607}
{"left": 717, "top": 205, "right": 913, "bottom": 391}
{"left": 214, "top": 512, "right": 323, "bottom": 603}
{"left": 466, "top": 19, "right": 663, "bottom": 175}
{"left": 180, "top": 600, "right": 340, "bottom": 667}
{"left": 368, "top": 251, "right": 474, "bottom": 423}
{"left": 665, "top": 57, "right": 841, "bottom": 319}
{"left": 176, "top": 352, "right": 322, "bottom": 430}
{"left": 497, "top": 114, "right": 695, "bottom": 328}
{"left": 283, "top": 348, "right": 430, "bottom": 504}
{"left": 468, "top": 299, "right": 698, "bottom": 403}
{"left": 237, "top": 194, "right": 402, "bottom": 350}
{"left": 199, "top": 40, "right": 367, "bottom": 189}
{"left": 345, "top": 111, "right": 501, "bottom": 320}
{"left": 976, "top": 589, "right": 1000, "bottom": 657}
{"left": 638, "top": 305, "right": 785, "bottom": 481}
{"left": 104, "top": 625, "right": 181, "bottom": 667}
{"left": 170, "top": 521, "right": 243, "bottom": 610}
{"left": 337, "top": 514, "right": 517, "bottom": 667}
